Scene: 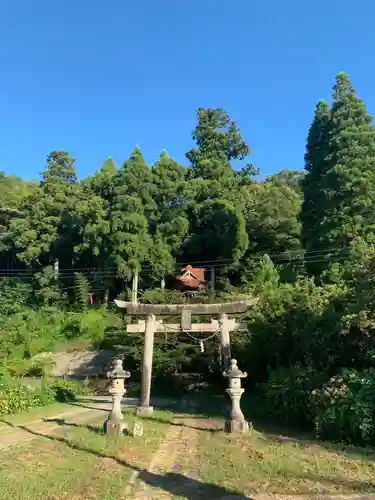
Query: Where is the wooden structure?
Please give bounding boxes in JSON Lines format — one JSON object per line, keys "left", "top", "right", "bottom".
{"left": 174, "top": 265, "right": 206, "bottom": 292}
{"left": 114, "top": 298, "right": 258, "bottom": 414}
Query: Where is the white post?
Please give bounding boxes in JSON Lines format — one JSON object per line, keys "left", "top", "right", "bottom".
{"left": 104, "top": 288, "right": 109, "bottom": 306}
{"left": 131, "top": 270, "right": 139, "bottom": 304}
{"left": 54, "top": 259, "right": 59, "bottom": 280}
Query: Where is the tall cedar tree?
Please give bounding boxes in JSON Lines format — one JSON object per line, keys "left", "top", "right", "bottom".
{"left": 75, "top": 157, "right": 116, "bottom": 266}
{"left": 145, "top": 151, "right": 189, "bottom": 282}
{"left": 301, "top": 100, "right": 331, "bottom": 271}
{"left": 183, "top": 109, "right": 250, "bottom": 265}
{"left": 70, "top": 158, "right": 117, "bottom": 302}
{"left": 110, "top": 147, "right": 154, "bottom": 278}
{"left": 186, "top": 108, "right": 250, "bottom": 182}
{"left": 303, "top": 73, "right": 375, "bottom": 276}
{"left": 10, "top": 151, "right": 78, "bottom": 266}
{"left": 87, "top": 157, "right": 116, "bottom": 201}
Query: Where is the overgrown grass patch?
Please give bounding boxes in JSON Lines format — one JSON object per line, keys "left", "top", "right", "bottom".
{"left": 0, "top": 409, "right": 171, "bottom": 500}
{"left": 194, "top": 424, "right": 375, "bottom": 496}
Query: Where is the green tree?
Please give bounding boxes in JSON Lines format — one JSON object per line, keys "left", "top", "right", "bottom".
{"left": 0, "top": 174, "right": 37, "bottom": 258}
{"left": 179, "top": 109, "right": 253, "bottom": 286}
{"left": 9, "top": 151, "right": 78, "bottom": 268}
{"left": 302, "top": 74, "right": 375, "bottom": 277}
{"left": 72, "top": 182, "right": 112, "bottom": 279}
{"left": 245, "top": 181, "right": 302, "bottom": 255}
{"left": 75, "top": 157, "right": 117, "bottom": 301}
{"left": 267, "top": 169, "right": 305, "bottom": 192}
{"left": 75, "top": 158, "right": 116, "bottom": 269}
{"left": 111, "top": 147, "right": 154, "bottom": 279}
{"left": 300, "top": 100, "right": 331, "bottom": 266}
{"left": 146, "top": 151, "right": 189, "bottom": 282}
{"left": 85, "top": 157, "right": 116, "bottom": 202}
{"left": 0, "top": 172, "right": 36, "bottom": 210}
{"left": 186, "top": 108, "right": 250, "bottom": 183}
{"left": 237, "top": 181, "right": 302, "bottom": 284}
{"left": 182, "top": 198, "right": 248, "bottom": 265}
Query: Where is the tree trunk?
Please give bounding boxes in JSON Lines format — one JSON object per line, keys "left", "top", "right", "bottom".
{"left": 160, "top": 277, "right": 165, "bottom": 290}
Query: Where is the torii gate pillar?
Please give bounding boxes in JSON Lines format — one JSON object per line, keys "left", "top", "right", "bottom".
{"left": 139, "top": 314, "right": 155, "bottom": 415}
{"left": 219, "top": 312, "right": 231, "bottom": 371}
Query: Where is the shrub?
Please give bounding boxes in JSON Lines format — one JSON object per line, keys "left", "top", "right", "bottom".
{"left": 0, "top": 380, "right": 52, "bottom": 415}
{"left": 238, "top": 279, "right": 344, "bottom": 386}
{"left": 50, "top": 379, "right": 89, "bottom": 402}
{"left": 5, "top": 358, "right": 52, "bottom": 378}
{"left": 264, "top": 365, "right": 325, "bottom": 428}
{"left": 0, "top": 377, "right": 91, "bottom": 415}
{"left": 0, "top": 279, "right": 33, "bottom": 316}
{"left": 78, "top": 309, "right": 108, "bottom": 343}
{"left": 311, "top": 369, "right": 375, "bottom": 446}
{"left": 74, "top": 273, "right": 90, "bottom": 311}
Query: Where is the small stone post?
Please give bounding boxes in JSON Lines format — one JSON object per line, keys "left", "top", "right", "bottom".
{"left": 223, "top": 359, "right": 249, "bottom": 434}
{"left": 104, "top": 359, "right": 131, "bottom": 436}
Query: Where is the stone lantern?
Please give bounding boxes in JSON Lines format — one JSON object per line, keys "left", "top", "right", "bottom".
{"left": 223, "top": 358, "right": 249, "bottom": 434}
{"left": 104, "top": 358, "right": 131, "bottom": 436}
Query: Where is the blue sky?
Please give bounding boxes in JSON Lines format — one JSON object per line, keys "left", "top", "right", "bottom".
{"left": 1, "top": 1, "right": 374, "bottom": 180}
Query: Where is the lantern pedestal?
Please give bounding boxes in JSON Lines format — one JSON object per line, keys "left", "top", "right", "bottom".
{"left": 224, "top": 419, "right": 249, "bottom": 434}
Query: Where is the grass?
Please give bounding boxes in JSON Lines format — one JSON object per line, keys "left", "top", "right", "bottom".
{"left": 0, "top": 402, "right": 74, "bottom": 430}
{"left": 193, "top": 425, "right": 375, "bottom": 496}
{"left": 0, "top": 409, "right": 172, "bottom": 500}
{"left": 173, "top": 393, "right": 375, "bottom": 497}
{"left": 0, "top": 393, "right": 374, "bottom": 499}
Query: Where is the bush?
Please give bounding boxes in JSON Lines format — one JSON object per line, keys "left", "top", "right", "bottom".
{"left": 78, "top": 309, "right": 109, "bottom": 343}
{"left": 238, "top": 279, "right": 344, "bottom": 386}
{"left": 0, "top": 279, "right": 33, "bottom": 316}
{"left": 0, "top": 379, "right": 54, "bottom": 415}
{"left": 0, "top": 377, "right": 91, "bottom": 415}
{"left": 50, "top": 379, "right": 89, "bottom": 402}
{"left": 311, "top": 369, "right": 375, "bottom": 446}
{"left": 263, "top": 366, "right": 325, "bottom": 428}
{"left": 263, "top": 366, "right": 375, "bottom": 446}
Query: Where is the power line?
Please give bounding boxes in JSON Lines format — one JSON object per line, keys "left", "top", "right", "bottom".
{"left": 0, "top": 245, "right": 358, "bottom": 281}
{"left": 0, "top": 255, "right": 354, "bottom": 282}
{"left": 0, "top": 245, "right": 353, "bottom": 274}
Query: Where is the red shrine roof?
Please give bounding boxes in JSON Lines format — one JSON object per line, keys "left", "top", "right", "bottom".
{"left": 176, "top": 265, "right": 206, "bottom": 290}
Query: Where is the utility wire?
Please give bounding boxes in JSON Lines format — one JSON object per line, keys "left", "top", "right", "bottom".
{"left": 0, "top": 247, "right": 357, "bottom": 280}
{"left": 0, "top": 246, "right": 355, "bottom": 274}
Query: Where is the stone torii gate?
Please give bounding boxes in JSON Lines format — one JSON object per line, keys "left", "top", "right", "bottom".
{"left": 114, "top": 299, "right": 257, "bottom": 414}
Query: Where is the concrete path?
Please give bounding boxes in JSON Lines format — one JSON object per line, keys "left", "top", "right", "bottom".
{"left": 0, "top": 396, "right": 174, "bottom": 451}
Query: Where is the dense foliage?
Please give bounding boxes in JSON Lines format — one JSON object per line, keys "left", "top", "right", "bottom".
{"left": 0, "top": 377, "right": 90, "bottom": 415}
{"left": 1, "top": 73, "right": 375, "bottom": 445}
